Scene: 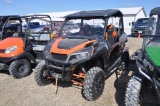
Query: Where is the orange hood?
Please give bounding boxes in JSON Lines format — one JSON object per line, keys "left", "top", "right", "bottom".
{"left": 50, "top": 38, "right": 96, "bottom": 55}
{"left": 0, "top": 37, "right": 24, "bottom": 57}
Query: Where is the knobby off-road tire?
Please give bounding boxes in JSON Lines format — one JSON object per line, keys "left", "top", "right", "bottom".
{"left": 125, "top": 76, "right": 142, "bottom": 106}
{"left": 34, "top": 60, "right": 51, "bottom": 86}
{"left": 9, "top": 59, "right": 31, "bottom": 79}
{"left": 82, "top": 67, "right": 105, "bottom": 101}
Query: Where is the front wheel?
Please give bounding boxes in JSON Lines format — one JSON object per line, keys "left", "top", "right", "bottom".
{"left": 9, "top": 59, "right": 31, "bottom": 79}
{"left": 119, "top": 50, "right": 129, "bottom": 71}
{"left": 34, "top": 60, "right": 51, "bottom": 86}
{"left": 125, "top": 76, "right": 142, "bottom": 106}
{"left": 82, "top": 67, "right": 105, "bottom": 101}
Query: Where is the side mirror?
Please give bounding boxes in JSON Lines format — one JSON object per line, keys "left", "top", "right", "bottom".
{"left": 132, "top": 22, "right": 135, "bottom": 26}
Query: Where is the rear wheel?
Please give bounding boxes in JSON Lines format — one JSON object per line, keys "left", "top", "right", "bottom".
{"left": 9, "top": 59, "right": 31, "bottom": 79}
{"left": 125, "top": 76, "right": 143, "bottom": 106}
{"left": 82, "top": 67, "right": 105, "bottom": 101}
{"left": 34, "top": 60, "right": 51, "bottom": 86}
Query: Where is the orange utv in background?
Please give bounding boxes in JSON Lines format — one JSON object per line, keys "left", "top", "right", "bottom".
{"left": 0, "top": 15, "right": 53, "bottom": 79}
{"left": 34, "top": 9, "right": 129, "bottom": 101}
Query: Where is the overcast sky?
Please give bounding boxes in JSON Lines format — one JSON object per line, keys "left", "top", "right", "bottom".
{"left": 0, "top": 0, "right": 159, "bottom": 15}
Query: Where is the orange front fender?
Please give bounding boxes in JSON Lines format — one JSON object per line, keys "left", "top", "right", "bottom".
{"left": 0, "top": 37, "right": 24, "bottom": 57}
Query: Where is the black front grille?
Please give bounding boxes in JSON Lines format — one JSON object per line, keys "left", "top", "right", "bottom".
{"left": 52, "top": 53, "right": 67, "bottom": 61}
{"left": 0, "top": 49, "right": 5, "bottom": 53}
{"left": 135, "top": 27, "right": 146, "bottom": 30}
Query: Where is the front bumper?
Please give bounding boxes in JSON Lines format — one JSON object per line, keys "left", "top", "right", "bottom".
{"left": 0, "top": 57, "right": 17, "bottom": 70}
{"left": 0, "top": 63, "right": 7, "bottom": 70}
{"left": 45, "top": 58, "right": 74, "bottom": 81}
{"left": 131, "top": 29, "right": 145, "bottom": 36}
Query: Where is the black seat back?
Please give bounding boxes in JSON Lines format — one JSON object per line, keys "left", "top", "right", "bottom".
{"left": 3, "top": 29, "right": 13, "bottom": 39}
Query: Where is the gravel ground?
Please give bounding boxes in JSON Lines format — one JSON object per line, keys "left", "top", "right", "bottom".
{"left": 0, "top": 37, "right": 144, "bottom": 106}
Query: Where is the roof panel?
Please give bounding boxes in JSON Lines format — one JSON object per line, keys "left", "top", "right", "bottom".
{"left": 65, "top": 9, "right": 122, "bottom": 18}
{"left": 150, "top": 7, "right": 160, "bottom": 15}
{"left": 0, "top": 15, "right": 19, "bottom": 20}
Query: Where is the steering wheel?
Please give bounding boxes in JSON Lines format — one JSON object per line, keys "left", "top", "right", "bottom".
{"left": 93, "top": 31, "right": 103, "bottom": 41}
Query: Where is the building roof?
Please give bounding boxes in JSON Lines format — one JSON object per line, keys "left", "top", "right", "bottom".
{"left": 65, "top": 9, "right": 123, "bottom": 19}
{"left": 30, "top": 7, "right": 147, "bottom": 21}
{"left": 118, "top": 7, "right": 147, "bottom": 17}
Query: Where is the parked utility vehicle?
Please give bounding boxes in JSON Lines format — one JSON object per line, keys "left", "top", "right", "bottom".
{"left": 125, "top": 7, "right": 160, "bottom": 106}
{"left": 131, "top": 18, "right": 149, "bottom": 36}
{"left": 0, "top": 15, "right": 52, "bottom": 79}
{"left": 34, "top": 9, "right": 129, "bottom": 101}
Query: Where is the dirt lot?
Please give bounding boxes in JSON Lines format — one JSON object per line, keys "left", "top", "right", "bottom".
{"left": 0, "top": 37, "right": 143, "bottom": 106}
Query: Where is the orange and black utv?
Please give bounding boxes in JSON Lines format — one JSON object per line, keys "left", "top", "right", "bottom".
{"left": 0, "top": 15, "right": 53, "bottom": 79}
{"left": 34, "top": 9, "right": 129, "bottom": 101}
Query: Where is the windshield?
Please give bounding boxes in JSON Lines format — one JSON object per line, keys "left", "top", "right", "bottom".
{"left": 145, "top": 15, "right": 160, "bottom": 35}
{"left": 143, "top": 15, "right": 160, "bottom": 51}
{"left": 144, "top": 36, "right": 160, "bottom": 66}
{"left": 143, "top": 14, "right": 160, "bottom": 66}
{"left": 136, "top": 18, "right": 149, "bottom": 24}
{"left": 59, "top": 18, "right": 105, "bottom": 41}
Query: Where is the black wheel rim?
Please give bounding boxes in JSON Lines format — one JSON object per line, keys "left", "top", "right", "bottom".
{"left": 95, "top": 76, "right": 104, "bottom": 94}
{"left": 42, "top": 68, "right": 49, "bottom": 80}
{"left": 17, "top": 64, "right": 25, "bottom": 73}
{"left": 120, "top": 61, "right": 126, "bottom": 70}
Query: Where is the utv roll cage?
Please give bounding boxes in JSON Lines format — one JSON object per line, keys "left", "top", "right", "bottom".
{"left": 1, "top": 15, "right": 52, "bottom": 40}
{"left": 0, "top": 15, "right": 20, "bottom": 39}
{"left": 60, "top": 9, "right": 124, "bottom": 39}
{"left": 65, "top": 9, "right": 123, "bottom": 18}
{"left": 20, "top": 14, "right": 52, "bottom": 37}
{"left": 150, "top": 7, "right": 160, "bottom": 15}
{"left": 0, "top": 15, "right": 19, "bottom": 22}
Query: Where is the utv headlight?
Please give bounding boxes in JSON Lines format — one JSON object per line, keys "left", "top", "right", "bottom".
{"left": 5, "top": 46, "right": 17, "bottom": 53}
{"left": 68, "top": 52, "right": 89, "bottom": 61}
{"left": 75, "top": 52, "right": 89, "bottom": 59}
